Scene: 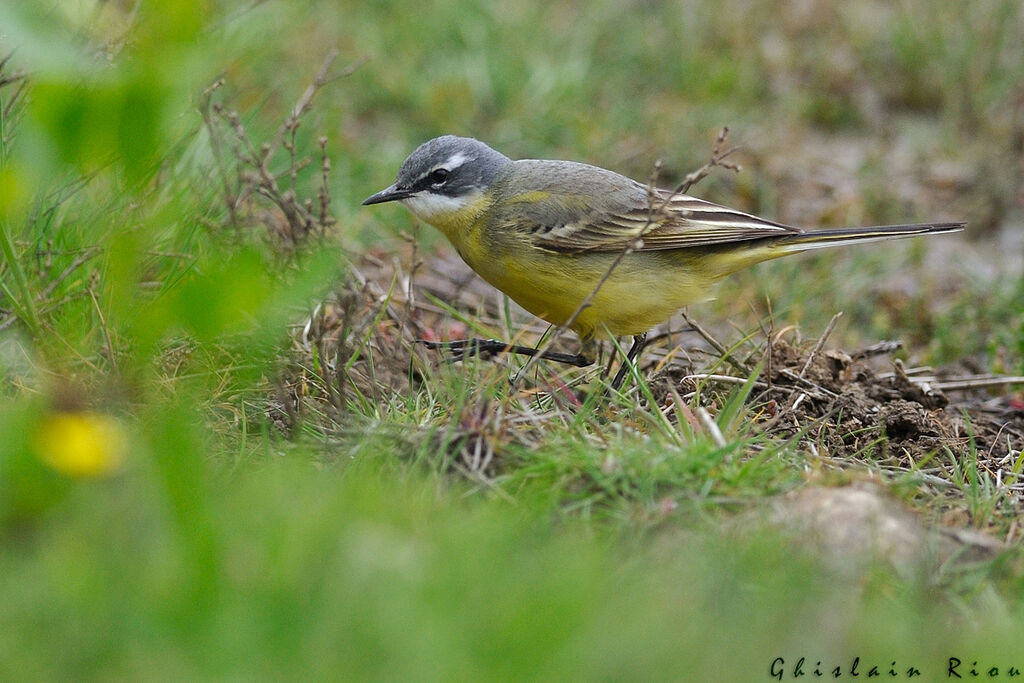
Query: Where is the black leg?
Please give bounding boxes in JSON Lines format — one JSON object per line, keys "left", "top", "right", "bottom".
{"left": 420, "top": 338, "right": 592, "bottom": 368}
{"left": 609, "top": 333, "right": 648, "bottom": 391}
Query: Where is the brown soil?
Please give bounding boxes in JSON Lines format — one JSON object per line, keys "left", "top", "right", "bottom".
{"left": 749, "top": 338, "right": 1023, "bottom": 467}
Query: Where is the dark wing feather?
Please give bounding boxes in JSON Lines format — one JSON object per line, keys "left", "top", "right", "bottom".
{"left": 532, "top": 188, "right": 801, "bottom": 254}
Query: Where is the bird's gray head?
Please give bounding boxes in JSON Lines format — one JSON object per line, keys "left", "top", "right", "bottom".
{"left": 362, "top": 136, "right": 512, "bottom": 221}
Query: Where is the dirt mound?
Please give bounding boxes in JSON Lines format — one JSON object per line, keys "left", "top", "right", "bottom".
{"left": 746, "top": 338, "right": 1022, "bottom": 467}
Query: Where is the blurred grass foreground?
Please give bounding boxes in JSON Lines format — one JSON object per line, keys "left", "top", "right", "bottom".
{"left": 2, "top": 1, "right": 1024, "bottom": 679}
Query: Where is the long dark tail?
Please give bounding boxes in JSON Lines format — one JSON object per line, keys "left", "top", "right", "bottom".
{"left": 772, "top": 222, "right": 965, "bottom": 254}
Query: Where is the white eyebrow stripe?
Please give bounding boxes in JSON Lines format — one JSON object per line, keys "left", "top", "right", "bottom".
{"left": 437, "top": 152, "right": 471, "bottom": 171}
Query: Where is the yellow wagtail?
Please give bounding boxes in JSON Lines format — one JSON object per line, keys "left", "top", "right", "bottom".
{"left": 363, "top": 135, "right": 964, "bottom": 387}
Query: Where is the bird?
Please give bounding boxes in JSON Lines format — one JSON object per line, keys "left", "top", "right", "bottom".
{"left": 363, "top": 135, "right": 964, "bottom": 389}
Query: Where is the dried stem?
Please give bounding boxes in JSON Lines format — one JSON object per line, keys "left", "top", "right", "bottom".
{"left": 198, "top": 51, "right": 363, "bottom": 253}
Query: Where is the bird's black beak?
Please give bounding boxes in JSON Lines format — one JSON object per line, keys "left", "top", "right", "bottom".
{"left": 361, "top": 184, "right": 412, "bottom": 206}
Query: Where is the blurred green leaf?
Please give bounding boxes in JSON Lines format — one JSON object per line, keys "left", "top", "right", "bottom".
{"left": 168, "top": 247, "right": 273, "bottom": 340}
{"left": 0, "top": 400, "right": 69, "bottom": 532}
{"left": 29, "top": 74, "right": 166, "bottom": 182}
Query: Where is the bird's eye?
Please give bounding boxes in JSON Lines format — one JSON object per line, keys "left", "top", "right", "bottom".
{"left": 429, "top": 168, "right": 450, "bottom": 184}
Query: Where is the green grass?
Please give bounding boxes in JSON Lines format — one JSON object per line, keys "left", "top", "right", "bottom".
{"left": 2, "top": 0, "right": 1024, "bottom": 678}
{"left": 3, "top": 439, "right": 1023, "bottom": 680}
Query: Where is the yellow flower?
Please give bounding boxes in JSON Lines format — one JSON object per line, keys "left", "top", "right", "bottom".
{"left": 34, "top": 411, "right": 127, "bottom": 478}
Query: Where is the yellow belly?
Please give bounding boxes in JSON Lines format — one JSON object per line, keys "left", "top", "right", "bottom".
{"left": 473, "top": 249, "right": 718, "bottom": 339}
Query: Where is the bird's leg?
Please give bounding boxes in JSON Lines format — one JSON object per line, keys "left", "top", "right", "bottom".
{"left": 420, "top": 339, "right": 592, "bottom": 368}
{"left": 609, "top": 333, "right": 649, "bottom": 391}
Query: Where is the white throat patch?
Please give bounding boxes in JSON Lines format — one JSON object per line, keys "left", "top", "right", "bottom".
{"left": 402, "top": 189, "right": 479, "bottom": 222}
